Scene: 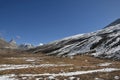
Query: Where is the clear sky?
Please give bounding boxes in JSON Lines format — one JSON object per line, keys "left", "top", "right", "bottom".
{"left": 0, "top": 0, "right": 120, "bottom": 45}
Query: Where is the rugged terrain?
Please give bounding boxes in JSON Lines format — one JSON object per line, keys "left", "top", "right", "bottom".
{"left": 0, "top": 49, "right": 120, "bottom": 80}
{"left": 31, "top": 19, "right": 120, "bottom": 60}
{"left": 0, "top": 19, "right": 120, "bottom": 80}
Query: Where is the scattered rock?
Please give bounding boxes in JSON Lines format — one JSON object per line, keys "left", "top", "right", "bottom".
{"left": 94, "top": 77, "right": 104, "bottom": 80}
{"left": 76, "top": 77, "right": 80, "bottom": 80}
{"left": 69, "top": 76, "right": 76, "bottom": 80}
{"left": 70, "top": 56, "right": 74, "bottom": 59}
{"left": 22, "top": 77, "right": 27, "bottom": 80}
{"left": 36, "top": 77, "right": 44, "bottom": 80}
{"left": 97, "top": 62, "right": 112, "bottom": 67}
{"left": 114, "top": 76, "right": 120, "bottom": 80}
{"left": 48, "top": 76, "right": 56, "bottom": 80}
{"left": 85, "top": 59, "right": 88, "bottom": 62}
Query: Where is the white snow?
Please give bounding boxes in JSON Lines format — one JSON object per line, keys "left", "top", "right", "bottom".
{"left": 48, "top": 76, "right": 55, "bottom": 80}
{"left": 68, "top": 76, "right": 76, "bottom": 80}
{"left": 0, "top": 64, "right": 73, "bottom": 71}
{"left": 62, "top": 34, "right": 84, "bottom": 40}
{"left": 14, "top": 68, "right": 120, "bottom": 77}
{"left": 38, "top": 43, "right": 44, "bottom": 46}
{"left": 36, "top": 77, "right": 43, "bottom": 80}
{"left": 6, "top": 57, "right": 36, "bottom": 60}
{"left": 55, "top": 68, "right": 120, "bottom": 76}
{"left": 108, "top": 45, "right": 120, "bottom": 54}
{"left": 6, "top": 57, "right": 43, "bottom": 62}
{"left": 0, "top": 68, "right": 119, "bottom": 80}
{"left": 0, "top": 76, "right": 12, "bottom": 80}
{"left": 22, "top": 77, "right": 27, "bottom": 80}
{"left": 94, "top": 77, "right": 104, "bottom": 80}
{"left": 110, "top": 37, "right": 120, "bottom": 47}
{"left": 114, "top": 76, "right": 120, "bottom": 80}
{"left": 108, "top": 32, "right": 120, "bottom": 37}
{"left": 32, "top": 21, "right": 120, "bottom": 58}
{"left": 48, "top": 33, "right": 85, "bottom": 45}
{"left": 0, "top": 74, "right": 16, "bottom": 80}
{"left": 97, "top": 62, "right": 112, "bottom": 67}
{"left": 25, "top": 59, "right": 35, "bottom": 62}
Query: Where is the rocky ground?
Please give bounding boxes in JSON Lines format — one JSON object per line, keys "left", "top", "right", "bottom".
{"left": 0, "top": 49, "right": 120, "bottom": 80}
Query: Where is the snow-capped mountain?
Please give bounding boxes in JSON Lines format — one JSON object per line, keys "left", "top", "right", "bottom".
{"left": 18, "top": 43, "right": 34, "bottom": 50}
{"left": 31, "top": 18, "right": 120, "bottom": 60}
{"left": 0, "top": 38, "right": 34, "bottom": 50}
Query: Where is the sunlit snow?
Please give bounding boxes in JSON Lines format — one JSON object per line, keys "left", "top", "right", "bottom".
{"left": 0, "top": 64, "right": 73, "bottom": 71}
{"left": 0, "top": 68, "right": 119, "bottom": 80}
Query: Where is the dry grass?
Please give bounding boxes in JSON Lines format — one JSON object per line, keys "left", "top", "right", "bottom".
{"left": 0, "top": 49, "right": 120, "bottom": 80}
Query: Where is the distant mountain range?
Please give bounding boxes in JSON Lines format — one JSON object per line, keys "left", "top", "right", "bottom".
{"left": 0, "top": 38, "right": 17, "bottom": 49}
{"left": 30, "top": 18, "right": 120, "bottom": 60}
{"left": 0, "top": 38, "right": 35, "bottom": 50}
{"left": 1, "top": 19, "right": 120, "bottom": 60}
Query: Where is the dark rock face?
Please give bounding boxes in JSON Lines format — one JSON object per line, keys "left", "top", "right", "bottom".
{"left": 31, "top": 19, "right": 120, "bottom": 60}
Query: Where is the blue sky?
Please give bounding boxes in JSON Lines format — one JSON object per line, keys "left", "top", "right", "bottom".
{"left": 0, "top": 0, "right": 120, "bottom": 45}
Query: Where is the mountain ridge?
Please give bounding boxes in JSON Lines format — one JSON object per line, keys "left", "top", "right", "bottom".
{"left": 104, "top": 18, "right": 120, "bottom": 28}
{"left": 29, "top": 18, "right": 120, "bottom": 60}
{"left": 0, "top": 38, "right": 18, "bottom": 49}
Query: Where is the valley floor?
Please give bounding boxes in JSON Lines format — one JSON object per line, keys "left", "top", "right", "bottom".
{"left": 0, "top": 49, "right": 120, "bottom": 80}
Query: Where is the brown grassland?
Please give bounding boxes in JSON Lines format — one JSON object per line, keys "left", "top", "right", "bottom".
{"left": 0, "top": 49, "right": 120, "bottom": 80}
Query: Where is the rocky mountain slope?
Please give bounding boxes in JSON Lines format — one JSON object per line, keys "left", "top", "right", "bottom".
{"left": 0, "top": 38, "right": 35, "bottom": 50}
{"left": 0, "top": 38, "right": 17, "bottom": 49}
{"left": 31, "top": 19, "right": 120, "bottom": 60}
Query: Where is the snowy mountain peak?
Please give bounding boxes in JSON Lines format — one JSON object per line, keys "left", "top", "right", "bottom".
{"left": 105, "top": 18, "right": 120, "bottom": 28}
{"left": 19, "top": 43, "right": 34, "bottom": 50}
{"left": 8, "top": 39, "right": 18, "bottom": 49}
{"left": 9, "top": 39, "right": 16, "bottom": 45}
